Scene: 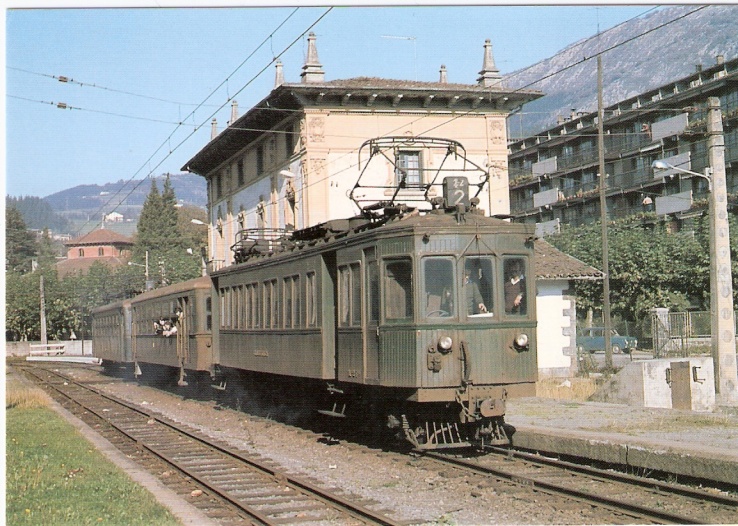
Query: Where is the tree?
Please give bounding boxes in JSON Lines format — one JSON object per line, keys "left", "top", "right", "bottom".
{"left": 134, "top": 179, "right": 163, "bottom": 259}
{"left": 6, "top": 268, "right": 77, "bottom": 341}
{"left": 132, "top": 176, "right": 204, "bottom": 289}
{"left": 547, "top": 213, "right": 713, "bottom": 324}
{"left": 6, "top": 206, "right": 37, "bottom": 274}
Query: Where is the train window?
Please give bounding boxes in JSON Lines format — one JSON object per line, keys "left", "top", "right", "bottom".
{"left": 339, "top": 263, "right": 362, "bottom": 327}
{"left": 422, "top": 257, "right": 455, "bottom": 318}
{"left": 283, "top": 275, "right": 300, "bottom": 328}
{"left": 351, "top": 264, "right": 362, "bottom": 326}
{"left": 339, "top": 266, "right": 350, "bottom": 327}
{"left": 234, "top": 286, "right": 242, "bottom": 329}
{"left": 263, "top": 280, "right": 276, "bottom": 328}
{"left": 503, "top": 257, "right": 527, "bottom": 316}
{"left": 220, "top": 288, "right": 227, "bottom": 328}
{"left": 384, "top": 259, "right": 413, "bottom": 321}
{"left": 306, "top": 272, "right": 317, "bottom": 327}
{"left": 368, "top": 261, "right": 379, "bottom": 323}
{"left": 464, "top": 257, "right": 495, "bottom": 318}
{"left": 254, "top": 283, "right": 261, "bottom": 328}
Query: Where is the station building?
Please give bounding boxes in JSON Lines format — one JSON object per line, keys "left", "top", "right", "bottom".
{"left": 508, "top": 55, "right": 738, "bottom": 234}
{"left": 182, "top": 33, "right": 542, "bottom": 269}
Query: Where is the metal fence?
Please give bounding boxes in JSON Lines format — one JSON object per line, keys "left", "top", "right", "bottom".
{"left": 649, "top": 310, "right": 722, "bottom": 357}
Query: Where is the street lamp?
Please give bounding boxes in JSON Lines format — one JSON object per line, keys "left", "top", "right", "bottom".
{"left": 128, "top": 250, "right": 152, "bottom": 290}
{"left": 653, "top": 153, "right": 736, "bottom": 403}
{"left": 651, "top": 160, "right": 712, "bottom": 191}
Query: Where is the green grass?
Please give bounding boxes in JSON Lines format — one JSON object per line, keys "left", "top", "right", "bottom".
{"left": 7, "top": 392, "right": 181, "bottom": 525}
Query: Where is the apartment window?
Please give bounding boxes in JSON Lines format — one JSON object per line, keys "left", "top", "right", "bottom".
{"left": 396, "top": 151, "right": 422, "bottom": 188}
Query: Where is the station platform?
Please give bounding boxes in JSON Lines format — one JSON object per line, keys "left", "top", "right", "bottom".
{"left": 505, "top": 397, "right": 738, "bottom": 486}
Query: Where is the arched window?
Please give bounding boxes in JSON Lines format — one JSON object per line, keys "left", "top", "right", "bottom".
{"left": 78, "top": 248, "right": 85, "bottom": 257}
{"left": 98, "top": 247, "right": 105, "bottom": 256}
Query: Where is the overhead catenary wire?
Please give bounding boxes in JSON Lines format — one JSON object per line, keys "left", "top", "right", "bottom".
{"left": 24, "top": 4, "right": 711, "bottom": 238}
{"left": 70, "top": 7, "right": 331, "bottom": 238}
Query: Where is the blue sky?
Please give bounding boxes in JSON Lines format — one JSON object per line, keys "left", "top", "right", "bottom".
{"left": 5, "top": 3, "right": 659, "bottom": 198}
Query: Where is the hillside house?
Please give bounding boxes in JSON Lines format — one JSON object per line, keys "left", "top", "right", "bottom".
{"left": 56, "top": 228, "right": 133, "bottom": 277}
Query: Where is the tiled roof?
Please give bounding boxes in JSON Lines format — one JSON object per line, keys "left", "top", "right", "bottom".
{"left": 534, "top": 239, "right": 603, "bottom": 281}
{"left": 65, "top": 228, "right": 133, "bottom": 247}
{"left": 284, "top": 77, "right": 504, "bottom": 92}
{"left": 55, "top": 256, "right": 128, "bottom": 277}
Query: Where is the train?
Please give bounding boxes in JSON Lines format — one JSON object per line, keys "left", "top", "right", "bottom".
{"left": 92, "top": 137, "right": 538, "bottom": 450}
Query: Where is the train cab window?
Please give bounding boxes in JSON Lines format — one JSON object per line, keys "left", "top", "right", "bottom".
{"left": 503, "top": 257, "right": 527, "bottom": 316}
{"left": 384, "top": 259, "right": 413, "bottom": 321}
{"left": 464, "top": 257, "right": 494, "bottom": 318}
{"left": 422, "top": 257, "right": 455, "bottom": 318}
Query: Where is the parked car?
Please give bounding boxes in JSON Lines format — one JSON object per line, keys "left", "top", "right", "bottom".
{"left": 577, "top": 327, "right": 637, "bottom": 354}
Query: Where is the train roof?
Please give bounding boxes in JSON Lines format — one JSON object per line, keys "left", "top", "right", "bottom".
{"left": 129, "top": 276, "right": 212, "bottom": 305}
{"left": 91, "top": 297, "right": 132, "bottom": 315}
{"left": 219, "top": 205, "right": 536, "bottom": 275}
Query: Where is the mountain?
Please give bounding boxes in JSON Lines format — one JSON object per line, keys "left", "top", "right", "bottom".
{"left": 43, "top": 172, "right": 205, "bottom": 223}
{"left": 506, "top": 4, "right": 738, "bottom": 137}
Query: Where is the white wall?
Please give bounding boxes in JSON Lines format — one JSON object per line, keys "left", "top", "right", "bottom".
{"left": 536, "top": 280, "right": 574, "bottom": 377}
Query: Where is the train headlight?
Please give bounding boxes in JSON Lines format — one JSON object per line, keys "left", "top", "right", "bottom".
{"left": 438, "top": 336, "right": 453, "bottom": 353}
{"left": 513, "top": 333, "right": 529, "bottom": 351}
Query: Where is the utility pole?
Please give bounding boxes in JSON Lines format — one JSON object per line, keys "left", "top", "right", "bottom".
{"left": 39, "top": 275, "right": 48, "bottom": 346}
{"left": 707, "top": 96, "right": 738, "bottom": 404}
{"left": 597, "top": 55, "right": 613, "bottom": 370}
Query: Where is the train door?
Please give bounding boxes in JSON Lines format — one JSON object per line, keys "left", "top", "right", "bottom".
{"left": 176, "top": 296, "right": 189, "bottom": 366}
{"left": 364, "top": 248, "right": 380, "bottom": 383}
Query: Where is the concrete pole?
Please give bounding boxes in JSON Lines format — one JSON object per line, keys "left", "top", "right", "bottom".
{"left": 707, "top": 96, "right": 738, "bottom": 405}
{"left": 39, "top": 275, "right": 47, "bottom": 345}
{"left": 597, "top": 55, "right": 613, "bottom": 370}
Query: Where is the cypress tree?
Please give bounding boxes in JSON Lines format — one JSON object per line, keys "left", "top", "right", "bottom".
{"left": 6, "top": 206, "right": 37, "bottom": 274}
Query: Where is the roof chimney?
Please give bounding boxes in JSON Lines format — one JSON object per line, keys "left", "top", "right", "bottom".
{"left": 211, "top": 118, "right": 218, "bottom": 140}
{"left": 439, "top": 64, "right": 447, "bottom": 84}
{"left": 717, "top": 54, "right": 725, "bottom": 65}
{"left": 301, "top": 32, "right": 325, "bottom": 84}
{"left": 230, "top": 100, "right": 238, "bottom": 125}
{"left": 274, "top": 59, "right": 284, "bottom": 87}
{"left": 477, "top": 39, "right": 502, "bottom": 88}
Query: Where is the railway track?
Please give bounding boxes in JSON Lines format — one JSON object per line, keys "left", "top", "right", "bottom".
{"left": 419, "top": 447, "right": 738, "bottom": 524}
{"left": 18, "top": 364, "right": 405, "bottom": 526}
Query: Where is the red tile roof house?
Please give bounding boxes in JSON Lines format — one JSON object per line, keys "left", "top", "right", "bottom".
{"left": 56, "top": 228, "right": 133, "bottom": 277}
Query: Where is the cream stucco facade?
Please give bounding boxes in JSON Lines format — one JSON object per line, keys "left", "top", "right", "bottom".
{"left": 183, "top": 34, "right": 542, "bottom": 270}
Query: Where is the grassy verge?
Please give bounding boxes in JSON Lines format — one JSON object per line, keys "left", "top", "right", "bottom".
{"left": 536, "top": 377, "right": 599, "bottom": 400}
{"left": 6, "top": 378, "right": 181, "bottom": 526}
